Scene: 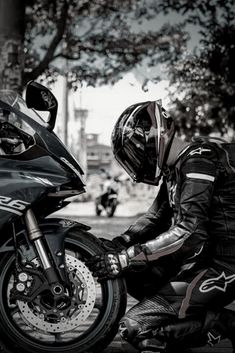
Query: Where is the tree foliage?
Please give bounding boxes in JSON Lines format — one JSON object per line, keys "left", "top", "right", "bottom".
{"left": 158, "top": 0, "right": 235, "bottom": 139}
{"left": 23, "top": 0, "right": 187, "bottom": 89}
{"left": 2, "top": 0, "right": 234, "bottom": 137}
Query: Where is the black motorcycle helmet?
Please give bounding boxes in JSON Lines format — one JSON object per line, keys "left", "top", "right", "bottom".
{"left": 111, "top": 101, "right": 175, "bottom": 185}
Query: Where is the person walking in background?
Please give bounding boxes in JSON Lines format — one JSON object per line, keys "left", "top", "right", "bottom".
{"left": 88, "top": 100, "right": 235, "bottom": 353}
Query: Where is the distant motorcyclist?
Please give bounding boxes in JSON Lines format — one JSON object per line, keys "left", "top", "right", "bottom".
{"left": 95, "top": 170, "right": 120, "bottom": 217}
{"left": 100, "top": 172, "right": 113, "bottom": 205}
{"left": 88, "top": 100, "right": 235, "bottom": 353}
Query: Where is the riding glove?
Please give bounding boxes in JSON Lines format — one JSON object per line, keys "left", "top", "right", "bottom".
{"left": 99, "top": 234, "right": 131, "bottom": 252}
{"left": 86, "top": 252, "right": 128, "bottom": 281}
{"left": 87, "top": 244, "right": 148, "bottom": 281}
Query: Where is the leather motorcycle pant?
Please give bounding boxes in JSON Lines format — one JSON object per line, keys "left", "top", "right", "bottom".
{"left": 157, "top": 308, "right": 235, "bottom": 351}
{"left": 119, "top": 294, "right": 177, "bottom": 351}
{"left": 119, "top": 262, "right": 235, "bottom": 352}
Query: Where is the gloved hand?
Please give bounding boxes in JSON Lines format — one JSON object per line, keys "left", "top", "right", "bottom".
{"left": 86, "top": 245, "right": 148, "bottom": 282}
{"left": 99, "top": 234, "right": 131, "bottom": 252}
{"left": 86, "top": 251, "right": 129, "bottom": 282}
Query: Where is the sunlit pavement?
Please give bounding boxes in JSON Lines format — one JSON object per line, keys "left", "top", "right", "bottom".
{"left": 53, "top": 199, "right": 152, "bottom": 218}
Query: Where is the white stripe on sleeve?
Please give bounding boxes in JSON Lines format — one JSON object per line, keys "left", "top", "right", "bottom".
{"left": 186, "top": 173, "right": 215, "bottom": 182}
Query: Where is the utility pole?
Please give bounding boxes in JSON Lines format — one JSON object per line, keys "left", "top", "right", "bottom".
{"left": 74, "top": 107, "right": 88, "bottom": 179}
{"left": 61, "top": 72, "right": 69, "bottom": 146}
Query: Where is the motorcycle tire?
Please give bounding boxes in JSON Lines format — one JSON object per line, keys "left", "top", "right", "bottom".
{"left": 95, "top": 204, "right": 102, "bottom": 216}
{"left": 106, "top": 199, "right": 117, "bottom": 217}
{"left": 0, "top": 228, "right": 127, "bottom": 353}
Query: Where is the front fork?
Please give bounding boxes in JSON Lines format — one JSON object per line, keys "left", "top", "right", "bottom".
{"left": 24, "top": 209, "right": 65, "bottom": 295}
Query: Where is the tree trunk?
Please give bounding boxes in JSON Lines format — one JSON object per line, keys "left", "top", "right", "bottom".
{"left": 0, "top": 0, "right": 25, "bottom": 93}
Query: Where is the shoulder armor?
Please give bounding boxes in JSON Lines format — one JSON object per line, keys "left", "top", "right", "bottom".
{"left": 179, "top": 140, "right": 235, "bottom": 177}
{"left": 175, "top": 142, "right": 218, "bottom": 180}
{"left": 180, "top": 142, "right": 218, "bottom": 165}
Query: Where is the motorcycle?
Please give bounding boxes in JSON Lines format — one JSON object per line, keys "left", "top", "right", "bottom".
{"left": 0, "top": 82, "right": 127, "bottom": 353}
{"left": 95, "top": 179, "right": 119, "bottom": 217}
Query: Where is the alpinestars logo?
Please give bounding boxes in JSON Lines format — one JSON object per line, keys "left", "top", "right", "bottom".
{"left": 189, "top": 147, "right": 211, "bottom": 156}
{"left": 207, "top": 332, "right": 221, "bottom": 346}
{"left": 199, "top": 271, "right": 235, "bottom": 293}
{"left": 118, "top": 322, "right": 128, "bottom": 339}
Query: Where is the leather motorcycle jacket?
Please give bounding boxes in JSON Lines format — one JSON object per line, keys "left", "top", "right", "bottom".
{"left": 123, "top": 138, "right": 235, "bottom": 269}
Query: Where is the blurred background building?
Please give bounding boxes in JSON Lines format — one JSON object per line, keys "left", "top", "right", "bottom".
{"left": 86, "top": 133, "right": 113, "bottom": 175}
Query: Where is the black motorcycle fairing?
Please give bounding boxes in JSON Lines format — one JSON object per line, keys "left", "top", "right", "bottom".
{"left": 0, "top": 94, "right": 87, "bottom": 229}
{"left": 0, "top": 155, "right": 74, "bottom": 230}
{"left": 0, "top": 98, "right": 85, "bottom": 186}
{"left": 0, "top": 155, "right": 70, "bottom": 182}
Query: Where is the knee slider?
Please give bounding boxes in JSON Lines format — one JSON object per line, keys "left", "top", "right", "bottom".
{"left": 119, "top": 317, "right": 142, "bottom": 343}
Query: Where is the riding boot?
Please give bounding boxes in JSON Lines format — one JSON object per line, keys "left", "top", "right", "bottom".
{"left": 118, "top": 317, "right": 169, "bottom": 353}
{"left": 154, "top": 308, "right": 235, "bottom": 351}
{"left": 155, "top": 317, "right": 209, "bottom": 349}
{"left": 138, "top": 339, "right": 191, "bottom": 353}
{"left": 213, "top": 308, "right": 235, "bottom": 351}
{"left": 138, "top": 338, "right": 168, "bottom": 353}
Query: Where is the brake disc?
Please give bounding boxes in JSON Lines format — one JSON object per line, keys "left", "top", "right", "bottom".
{"left": 17, "top": 254, "right": 96, "bottom": 333}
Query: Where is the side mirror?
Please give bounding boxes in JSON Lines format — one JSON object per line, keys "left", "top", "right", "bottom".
{"left": 25, "top": 81, "right": 58, "bottom": 131}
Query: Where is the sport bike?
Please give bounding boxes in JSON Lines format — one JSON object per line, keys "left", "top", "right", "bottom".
{"left": 0, "top": 82, "right": 126, "bottom": 353}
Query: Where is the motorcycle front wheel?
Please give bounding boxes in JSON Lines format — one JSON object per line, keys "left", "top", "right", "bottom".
{"left": 0, "top": 229, "right": 127, "bottom": 353}
{"left": 95, "top": 204, "right": 102, "bottom": 216}
{"left": 106, "top": 198, "right": 117, "bottom": 217}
